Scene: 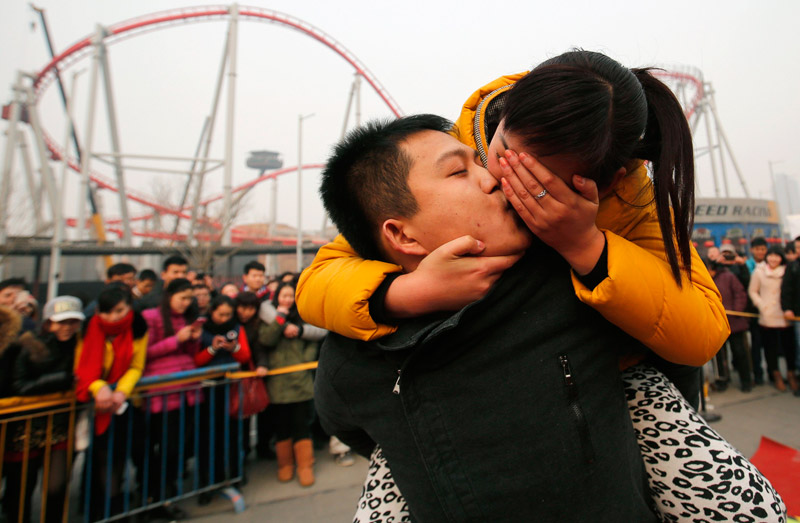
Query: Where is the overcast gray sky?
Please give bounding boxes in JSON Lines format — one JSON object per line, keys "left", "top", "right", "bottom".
{"left": 2, "top": 0, "right": 799, "bottom": 239}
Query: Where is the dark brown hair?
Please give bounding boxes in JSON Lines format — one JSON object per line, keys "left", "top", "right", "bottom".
{"left": 501, "top": 50, "right": 694, "bottom": 285}
{"left": 159, "top": 278, "right": 195, "bottom": 337}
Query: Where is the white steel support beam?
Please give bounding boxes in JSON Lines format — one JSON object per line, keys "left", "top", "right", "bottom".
{"left": 701, "top": 99, "right": 721, "bottom": 198}
{"left": 705, "top": 84, "right": 730, "bottom": 198}
{"left": 78, "top": 28, "right": 103, "bottom": 241}
{"left": 97, "top": 27, "right": 132, "bottom": 245}
{"left": 190, "top": 12, "right": 231, "bottom": 246}
{"left": 171, "top": 116, "right": 210, "bottom": 244}
{"left": 221, "top": 3, "right": 239, "bottom": 246}
{"left": 297, "top": 113, "right": 314, "bottom": 271}
{"left": 355, "top": 73, "right": 362, "bottom": 127}
{"left": 24, "top": 86, "right": 63, "bottom": 300}
{"left": 268, "top": 176, "right": 278, "bottom": 273}
{"left": 707, "top": 88, "right": 750, "bottom": 198}
{"left": 60, "top": 70, "right": 85, "bottom": 241}
{"left": 18, "top": 133, "right": 43, "bottom": 233}
{"left": 0, "top": 74, "right": 23, "bottom": 268}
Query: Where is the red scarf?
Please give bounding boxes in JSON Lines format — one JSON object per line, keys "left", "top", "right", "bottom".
{"left": 76, "top": 310, "right": 135, "bottom": 434}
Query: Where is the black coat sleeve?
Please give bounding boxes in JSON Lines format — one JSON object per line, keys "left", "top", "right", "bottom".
{"left": 781, "top": 262, "right": 798, "bottom": 312}
{"left": 313, "top": 355, "right": 376, "bottom": 458}
{"left": 13, "top": 352, "right": 73, "bottom": 396}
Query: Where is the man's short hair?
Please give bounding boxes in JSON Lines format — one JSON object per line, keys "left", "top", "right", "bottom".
{"left": 138, "top": 269, "right": 157, "bottom": 282}
{"left": 162, "top": 255, "right": 188, "bottom": 272}
{"left": 320, "top": 114, "right": 453, "bottom": 260}
{"left": 243, "top": 261, "right": 265, "bottom": 275}
{"left": 750, "top": 237, "right": 767, "bottom": 248}
{"left": 785, "top": 242, "right": 796, "bottom": 254}
{"left": 0, "top": 277, "right": 26, "bottom": 292}
{"left": 107, "top": 262, "right": 136, "bottom": 280}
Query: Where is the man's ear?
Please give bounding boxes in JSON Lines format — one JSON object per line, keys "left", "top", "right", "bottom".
{"left": 382, "top": 219, "right": 429, "bottom": 257}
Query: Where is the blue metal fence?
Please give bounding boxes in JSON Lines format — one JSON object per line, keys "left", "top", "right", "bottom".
{"left": 1, "top": 363, "right": 251, "bottom": 523}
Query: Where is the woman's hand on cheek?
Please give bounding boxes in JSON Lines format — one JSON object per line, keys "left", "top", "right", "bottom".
{"left": 499, "top": 151, "right": 605, "bottom": 275}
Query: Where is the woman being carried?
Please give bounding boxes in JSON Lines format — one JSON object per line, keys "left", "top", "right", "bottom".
{"left": 298, "top": 50, "right": 785, "bottom": 522}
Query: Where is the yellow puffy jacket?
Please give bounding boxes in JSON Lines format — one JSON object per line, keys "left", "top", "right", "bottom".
{"left": 297, "top": 74, "right": 730, "bottom": 367}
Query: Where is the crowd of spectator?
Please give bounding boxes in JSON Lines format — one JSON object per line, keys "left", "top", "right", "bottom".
{"left": 0, "top": 256, "right": 349, "bottom": 522}
{"left": 704, "top": 236, "right": 800, "bottom": 396}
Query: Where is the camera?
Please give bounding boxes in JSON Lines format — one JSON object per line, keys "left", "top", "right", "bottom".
{"left": 722, "top": 251, "right": 736, "bottom": 261}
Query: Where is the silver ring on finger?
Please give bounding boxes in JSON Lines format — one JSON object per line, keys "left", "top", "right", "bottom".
{"left": 534, "top": 189, "right": 548, "bottom": 200}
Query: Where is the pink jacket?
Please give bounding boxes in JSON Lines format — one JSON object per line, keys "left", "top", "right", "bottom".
{"left": 142, "top": 308, "right": 202, "bottom": 412}
{"left": 748, "top": 263, "right": 788, "bottom": 328}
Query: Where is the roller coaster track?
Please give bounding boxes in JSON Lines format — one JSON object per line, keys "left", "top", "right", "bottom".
{"left": 29, "top": 5, "right": 404, "bottom": 241}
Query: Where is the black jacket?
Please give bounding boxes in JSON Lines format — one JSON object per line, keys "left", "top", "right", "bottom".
{"left": 315, "top": 246, "right": 655, "bottom": 522}
{"left": 13, "top": 332, "right": 76, "bottom": 396}
{"left": 781, "top": 259, "right": 800, "bottom": 314}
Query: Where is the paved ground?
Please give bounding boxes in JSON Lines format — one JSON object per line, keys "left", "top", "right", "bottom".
{"left": 187, "top": 379, "right": 800, "bottom": 523}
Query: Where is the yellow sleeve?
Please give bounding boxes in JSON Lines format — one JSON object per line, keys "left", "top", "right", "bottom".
{"left": 573, "top": 165, "right": 729, "bottom": 365}
{"left": 114, "top": 333, "right": 148, "bottom": 397}
{"left": 88, "top": 380, "right": 109, "bottom": 397}
{"left": 296, "top": 235, "right": 403, "bottom": 341}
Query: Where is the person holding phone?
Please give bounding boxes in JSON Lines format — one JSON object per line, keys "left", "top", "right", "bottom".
{"left": 138, "top": 278, "right": 202, "bottom": 519}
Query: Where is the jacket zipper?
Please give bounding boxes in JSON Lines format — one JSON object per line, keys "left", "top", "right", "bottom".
{"left": 393, "top": 369, "right": 401, "bottom": 395}
{"left": 473, "top": 85, "right": 513, "bottom": 168}
{"left": 559, "top": 354, "right": 595, "bottom": 464}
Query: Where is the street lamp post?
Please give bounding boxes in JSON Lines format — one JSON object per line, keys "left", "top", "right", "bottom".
{"left": 297, "top": 113, "right": 314, "bottom": 271}
{"left": 769, "top": 160, "right": 785, "bottom": 239}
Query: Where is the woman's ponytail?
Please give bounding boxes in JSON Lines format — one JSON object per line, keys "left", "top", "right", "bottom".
{"left": 632, "top": 68, "right": 695, "bottom": 286}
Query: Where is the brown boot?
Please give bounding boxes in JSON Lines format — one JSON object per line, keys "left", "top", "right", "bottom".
{"left": 293, "top": 439, "right": 315, "bottom": 487}
{"left": 787, "top": 372, "right": 799, "bottom": 393}
{"left": 773, "top": 370, "right": 787, "bottom": 392}
{"left": 275, "top": 439, "right": 294, "bottom": 482}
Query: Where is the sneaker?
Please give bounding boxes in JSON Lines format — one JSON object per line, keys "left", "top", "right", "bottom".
{"left": 334, "top": 451, "right": 355, "bottom": 467}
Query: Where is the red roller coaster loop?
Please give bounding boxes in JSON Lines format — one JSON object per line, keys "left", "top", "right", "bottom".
{"left": 30, "top": 5, "right": 404, "bottom": 242}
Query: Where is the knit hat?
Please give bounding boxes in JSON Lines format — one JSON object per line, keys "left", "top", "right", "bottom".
{"left": 719, "top": 244, "right": 736, "bottom": 253}
{"left": 43, "top": 296, "right": 85, "bottom": 323}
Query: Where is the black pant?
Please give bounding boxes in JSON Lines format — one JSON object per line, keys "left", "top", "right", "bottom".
{"left": 726, "top": 331, "right": 753, "bottom": 387}
{"left": 2, "top": 451, "right": 67, "bottom": 523}
{"left": 272, "top": 400, "right": 314, "bottom": 441}
{"left": 760, "top": 326, "right": 797, "bottom": 375}
{"left": 87, "top": 412, "right": 131, "bottom": 522}
{"left": 256, "top": 403, "right": 278, "bottom": 455}
{"left": 750, "top": 318, "right": 764, "bottom": 381}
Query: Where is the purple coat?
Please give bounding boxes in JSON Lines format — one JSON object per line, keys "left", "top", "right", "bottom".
{"left": 713, "top": 269, "right": 748, "bottom": 333}
{"left": 142, "top": 308, "right": 202, "bottom": 412}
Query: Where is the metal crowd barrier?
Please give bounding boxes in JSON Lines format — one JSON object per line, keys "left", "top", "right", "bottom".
{"left": 0, "top": 361, "right": 319, "bottom": 523}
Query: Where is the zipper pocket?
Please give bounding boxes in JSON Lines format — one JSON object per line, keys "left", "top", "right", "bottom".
{"left": 559, "top": 354, "right": 595, "bottom": 464}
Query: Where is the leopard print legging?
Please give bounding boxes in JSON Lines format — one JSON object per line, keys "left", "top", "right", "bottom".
{"left": 352, "top": 364, "right": 786, "bottom": 522}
